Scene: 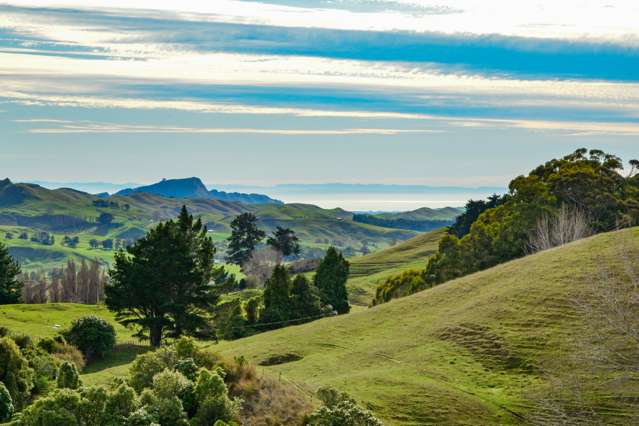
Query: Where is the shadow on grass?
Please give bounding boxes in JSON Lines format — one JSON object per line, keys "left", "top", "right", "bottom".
{"left": 82, "top": 343, "right": 150, "bottom": 374}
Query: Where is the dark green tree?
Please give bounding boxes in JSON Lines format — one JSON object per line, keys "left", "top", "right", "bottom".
{"left": 0, "top": 382, "right": 12, "bottom": 422}
{"left": 57, "top": 361, "right": 80, "bottom": 389}
{"left": 266, "top": 227, "right": 301, "bottom": 257}
{"left": 226, "top": 213, "right": 265, "bottom": 266}
{"left": 106, "top": 206, "right": 218, "bottom": 347}
{"left": 62, "top": 316, "right": 116, "bottom": 361}
{"left": 261, "top": 265, "right": 292, "bottom": 325}
{"left": 314, "top": 247, "right": 350, "bottom": 314}
{"left": 0, "top": 242, "right": 22, "bottom": 304}
{"left": 290, "top": 275, "right": 322, "bottom": 323}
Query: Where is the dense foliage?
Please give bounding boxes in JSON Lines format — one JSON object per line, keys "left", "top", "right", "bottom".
{"left": 447, "top": 194, "right": 504, "bottom": 238}
{"left": 106, "top": 206, "right": 218, "bottom": 347}
{"left": 353, "top": 214, "right": 452, "bottom": 232}
{"left": 14, "top": 337, "right": 240, "bottom": 426}
{"left": 266, "top": 226, "right": 301, "bottom": 257}
{"left": 425, "top": 149, "right": 639, "bottom": 285}
{"left": 62, "top": 316, "right": 116, "bottom": 361}
{"left": 314, "top": 247, "right": 350, "bottom": 314}
{"left": 226, "top": 213, "right": 265, "bottom": 266}
{"left": 0, "top": 242, "right": 22, "bottom": 304}
{"left": 307, "top": 387, "right": 383, "bottom": 426}
{"left": 371, "top": 270, "right": 430, "bottom": 306}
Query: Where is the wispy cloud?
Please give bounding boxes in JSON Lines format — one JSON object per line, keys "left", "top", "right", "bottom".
{"left": 23, "top": 121, "right": 441, "bottom": 135}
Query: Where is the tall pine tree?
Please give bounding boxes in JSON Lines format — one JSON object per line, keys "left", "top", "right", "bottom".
{"left": 0, "top": 242, "right": 21, "bottom": 304}
{"left": 314, "top": 247, "right": 350, "bottom": 314}
{"left": 226, "top": 213, "right": 265, "bottom": 266}
{"left": 106, "top": 206, "right": 218, "bottom": 347}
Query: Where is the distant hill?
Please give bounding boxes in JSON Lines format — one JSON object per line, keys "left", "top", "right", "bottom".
{"left": 0, "top": 178, "right": 421, "bottom": 270}
{"left": 116, "top": 177, "right": 282, "bottom": 205}
{"left": 352, "top": 206, "right": 463, "bottom": 231}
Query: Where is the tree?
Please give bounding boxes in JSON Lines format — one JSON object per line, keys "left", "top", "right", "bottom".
{"left": 0, "top": 337, "right": 34, "bottom": 409}
{"left": 0, "top": 382, "right": 12, "bottom": 422}
{"left": 260, "top": 265, "right": 292, "bottom": 325}
{"left": 63, "top": 316, "right": 116, "bottom": 361}
{"left": 0, "top": 242, "right": 22, "bottom": 304}
{"left": 314, "top": 247, "right": 350, "bottom": 314}
{"left": 242, "top": 247, "right": 282, "bottom": 288}
{"left": 290, "top": 275, "right": 322, "bottom": 323}
{"left": 266, "top": 227, "right": 301, "bottom": 257}
{"left": 106, "top": 206, "right": 218, "bottom": 347}
{"left": 226, "top": 213, "right": 265, "bottom": 266}
{"left": 57, "top": 361, "right": 80, "bottom": 389}
{"left": 97, "top": 212, "right": 114, "bottom": 225}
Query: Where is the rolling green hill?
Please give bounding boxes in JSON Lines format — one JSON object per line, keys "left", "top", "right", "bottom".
{"left": 0, "top": 179, "right": 418, "bottom": 271}
{"left": 213, "top": 228, "right": 639, "bottom": 424}
{"left": 347, "top": 229, "right": 444, "bottom": 305}
{"left": 1, "top": 229, "right": 637, "bottom": 424}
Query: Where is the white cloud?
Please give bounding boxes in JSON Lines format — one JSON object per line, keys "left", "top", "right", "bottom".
{"left": 24, "top": 121, "right": 441, "bottom": 135}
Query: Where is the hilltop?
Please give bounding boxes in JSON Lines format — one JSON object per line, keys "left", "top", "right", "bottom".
{"left": 116, "top": 177, "right": 282, "bottom": 205}
{"left": 0, "top": 178, "right": 427, "bottom": 270}
{"left": 214, "top": 228, "right": 639, "bottom": 424}
{"left": 347, "top": 229, "right": 444, "bottom": 305}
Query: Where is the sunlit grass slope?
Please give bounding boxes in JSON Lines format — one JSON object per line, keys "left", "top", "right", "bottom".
{"left": 216, "top": 228, "right": 639, "bottom": 425}
{"left": 347, "top": 229, "right": 444, "bottom": 305}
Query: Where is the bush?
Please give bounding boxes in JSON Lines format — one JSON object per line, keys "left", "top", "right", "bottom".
{"left": 50, "top": 342, "right": 85, "bottom": 372}
{"left": 0, "top": 382, "right": 13, "bottom": 422}
{"left": 62, "top": 316, "right": 116, "bottom": 361}
{"left": 57, "top": 361, "right": 80, "bottom": 389}
{"left": 307, "top": 387, "right": 383, "bottom": 426}
{"left": 128, "top": 347, "right": 176, "bottom": 393}
{"left": 371, "top": 269, "right": 430, "bottom": 306}
{"left": 0, "top": 336, "right": 34, "bottom": 409}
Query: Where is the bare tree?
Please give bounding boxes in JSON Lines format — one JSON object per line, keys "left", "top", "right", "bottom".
{"left": 526, "top": 237, "right": 639, "bottom": 424}
{"left": 528, "top": 205, "right": 592, "bottom": 253}
{"left": 242, "top": 247, "right": 283, "bottom": 288}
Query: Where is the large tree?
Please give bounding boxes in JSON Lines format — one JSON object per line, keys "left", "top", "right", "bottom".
{"left": 260, "top": 265, "right": 292, "bottom": 325}
{"left": 0, "top": 242, "right": 21, "bottom": 304}
{"left": 226, "top": 213, "right": 265, "bottom": 266}
{"left": 314, "top": 247, "right": 350, "bottom": 314}
{"left": 106, "top": 206, "right": 218, "bottom": 347}
{"left": 267, "top": 227, "right": 301, "bottom": 257}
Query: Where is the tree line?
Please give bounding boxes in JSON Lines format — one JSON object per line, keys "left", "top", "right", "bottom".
{"left": 371, "top": 148, "right": 639, "bottom": 305}
{"left": 19, "top": 259, "right": 107, "bottom": 304}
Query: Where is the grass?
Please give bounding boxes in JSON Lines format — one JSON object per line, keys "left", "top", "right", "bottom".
{"left": 0, "top": 303, "right": 146, "bottom": 385}
{"left": 347, "top": 229, "right": 444, "bottom": 305}
{"left": 213, "top": 228, "right": 639, "bottom": 425}
{"left": 0, "top": 181, "right": 424, "bottom": 271}
{"left": 4, "top": 228, "right": 637, "bottom": 424}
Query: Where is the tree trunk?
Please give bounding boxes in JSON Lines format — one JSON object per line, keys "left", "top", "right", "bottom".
{"left": 150, "top": 323, "right": 163, "bottom": 348}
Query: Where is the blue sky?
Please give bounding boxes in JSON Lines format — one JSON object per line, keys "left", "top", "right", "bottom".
{"left": 0, "top": 0, "right": 638, "bottom": 199}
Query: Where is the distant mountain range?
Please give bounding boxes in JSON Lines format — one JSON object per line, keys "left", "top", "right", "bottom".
{"left": 115, "top": 177, "right": 282, "bottom": 205}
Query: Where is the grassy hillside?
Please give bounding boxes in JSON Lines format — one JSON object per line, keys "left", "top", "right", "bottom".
{"left": 0, "top": 179, "right": 418, "bottom": 271}
{"left": 347, "top": 229, "right": 444, "bottom": 305}
{"left": 214, "top": 228, "right": 639, "bottom": 425}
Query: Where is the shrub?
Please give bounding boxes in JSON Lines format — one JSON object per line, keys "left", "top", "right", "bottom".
{"left": 50, "top": 342, "right": 85, "bottom": 372}
{"left": 0, "top": 382, "right": 13, "bottom": 422}
{"left": 105, "top": 383, "right": 139, "bottom": 423}
{"left": 128, "top": 347, "right": 176, "bottom": 393}
{"left": 57, "top": 361, "right": 80, "bottom": 389}
{"left": 191, "top": 368, "right": 239, "bottom": 426}
{"left": 20, "top": 388, "right": 83, "bottom": 426}
{"left": 0, "top": 336, "right": 34, "bottom": 409}
{"left": 62, "top": 316, "right": 116, "bottom": 361}
{"left": 175, "top": 358, "right": 198, "bottom": 381}
{"left": 371, "top": 269, "right": 430, "bottom": 306}
{"left": 307, "top": 387, "right": 383, "bottom": 426}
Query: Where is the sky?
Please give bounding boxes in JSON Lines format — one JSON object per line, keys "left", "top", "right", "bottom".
{"left": 0, "top": 0, "right": 638, "bottom": 209}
